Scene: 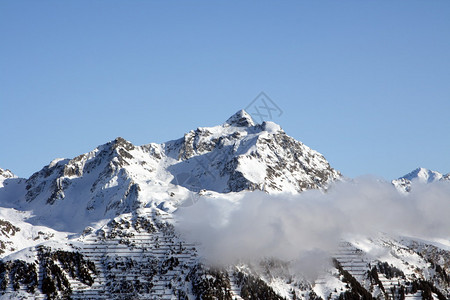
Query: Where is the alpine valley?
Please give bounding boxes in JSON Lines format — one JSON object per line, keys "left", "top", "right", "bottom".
{"left": 0, "top": 110, "right": 448, "bottom": 300}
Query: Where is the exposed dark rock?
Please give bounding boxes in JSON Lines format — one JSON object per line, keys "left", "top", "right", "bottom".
{"left": 0, "top": 219, "right": 20, "bottom": 237}
{"left": 0, "top": 169, "right": 15, "bottom": 179}
{"left": 225, "top": 110, "right": 255, "bottom": 127}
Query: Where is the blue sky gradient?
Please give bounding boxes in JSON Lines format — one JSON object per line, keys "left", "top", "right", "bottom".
{"left": 1, "top": 1, "right": 449, "bottom": 179}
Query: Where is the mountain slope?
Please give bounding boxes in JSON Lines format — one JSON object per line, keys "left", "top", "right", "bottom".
{"left": 165, "top": 110, "right": 340, "bottom": 193}
{"left": 1, "top": 110, "right": 340, "bottom": 232}
{"left": 0, "top": 110, "right": 448, "bottom": 300}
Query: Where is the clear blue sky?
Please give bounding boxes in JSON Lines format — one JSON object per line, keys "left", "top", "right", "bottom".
{"left": 1, "top": 1, "right": 449, "bottom": 180}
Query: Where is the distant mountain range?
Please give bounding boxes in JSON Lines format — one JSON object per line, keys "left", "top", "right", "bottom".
{"left": 0, "top": 110, "right": 448, "bottom": 300}
{"left": 392, "top": 167, "right": 450, "bottom": 193}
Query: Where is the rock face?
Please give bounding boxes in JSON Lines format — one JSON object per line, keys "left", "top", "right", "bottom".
{"left": 224, "top": 109, "right": 255, "bottom": 127}
{"left": 0, "top": 110, "right": 448, "bottom": 300}
{"left": 165, "top": 110, "right": 340, "bottom": 194}
{"left": 0, "top": 169, "right": 15, "bottom": 180}
{"left": 1, "top": 111, "right": 340, "bottom": 232}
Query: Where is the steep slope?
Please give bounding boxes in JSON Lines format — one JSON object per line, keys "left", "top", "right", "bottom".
{"left": 0, "top": 111, "right": 448, "bottom": 300}
{"left": 1, "top": 217, "right": 448, "bottom": 300}
{"left": 5, "top": 110, "right": 340, "bottom": 232}
{"left": 10, "top": 137, "right": 164, "bottom": 231}
{"left": 165, "top": 110, "right": 340, "bottom": 193}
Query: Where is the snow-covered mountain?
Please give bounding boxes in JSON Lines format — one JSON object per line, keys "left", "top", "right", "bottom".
{"left": 166, "top": 110, "right": 340, "bottom": 193}
{"left": 0, "top": 110, "right": 340, "bottom": 232}
{"left": 0, "top": 169, "right": 17, "bottom": 190}
{"left": 0, "top": 110, "right": 448, "bottom": 300}
{"left": 392, "top": 167, "right": 450, "bottom": 192}
{"left": 0, "top": 169, "right": 15, "bottom": 180}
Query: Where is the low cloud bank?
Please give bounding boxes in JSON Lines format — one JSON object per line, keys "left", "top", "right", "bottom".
{"left": 175, "top": 178, "right": 450, "bottom": 266}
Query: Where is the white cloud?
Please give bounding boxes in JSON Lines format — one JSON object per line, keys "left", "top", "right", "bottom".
{"left": 175, "top": 178, "right": 450, "bottom": 267}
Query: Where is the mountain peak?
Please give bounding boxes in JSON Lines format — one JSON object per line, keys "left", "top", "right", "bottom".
{"left": 402, "top": 167, "right": 443, "bottom": 183}
{"left": 101, "top": 137, "right": 135, "bottom": 154}
{"left": 0, "top": 168, "right": 15, "bottom": 179}
{"left": 393, "top": 167, "right": 449, "bottom": 192}
{"left": 224, "top": 110, "right": 255, "bottom": 127}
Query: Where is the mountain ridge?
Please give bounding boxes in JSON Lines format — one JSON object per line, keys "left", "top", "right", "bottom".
{"left": 392, "top": 167, "right": 450, "bottom": 192}
{"left": 0, "top": 110, "right": 341, "bottom": 232}
{"left": 0, "top": 110, "right": 448, "bottom": 300}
